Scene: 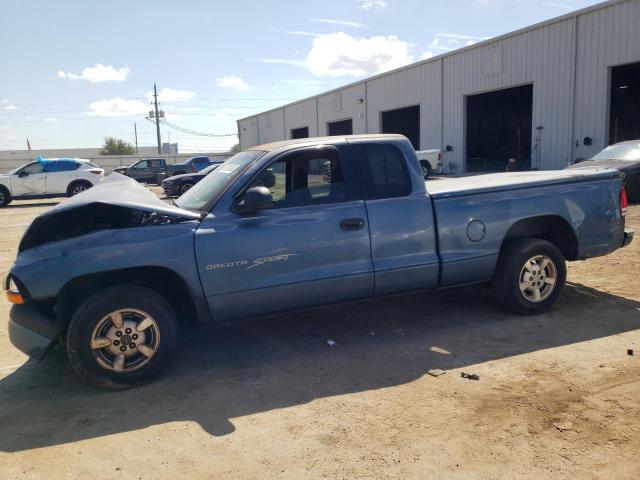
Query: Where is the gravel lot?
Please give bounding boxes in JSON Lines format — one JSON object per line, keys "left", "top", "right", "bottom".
{"left": 0, "top": 190, "right": 638, "bottom": 479}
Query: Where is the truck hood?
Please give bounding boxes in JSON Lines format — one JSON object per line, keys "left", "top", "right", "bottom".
{"left": 19, "top": 173, "right": 200, "bottom": 252}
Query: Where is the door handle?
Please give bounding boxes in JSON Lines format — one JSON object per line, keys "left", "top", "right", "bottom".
{"left": 340, "top": 218, "right": 365, "bottom": 231}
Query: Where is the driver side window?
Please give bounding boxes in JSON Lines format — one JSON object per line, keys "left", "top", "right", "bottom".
{"left": 20, "top": 163, "right": 44, "bottom": 174}
{"left": 246, "top": 148, "right": 346, "bottom": 209}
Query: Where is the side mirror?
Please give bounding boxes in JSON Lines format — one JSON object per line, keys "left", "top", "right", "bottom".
{"left": 238, "top": 186, "right": 273, "bottom": 212}
{"left": 18, "top": 170, "right": 28, "bottom": 178}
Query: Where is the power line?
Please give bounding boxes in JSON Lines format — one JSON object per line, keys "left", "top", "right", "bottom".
{"left": 161, "top": 120, "right": 237, "bottom": 138}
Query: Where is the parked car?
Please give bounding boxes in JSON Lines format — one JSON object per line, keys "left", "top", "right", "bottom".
{"left": 567, "top": 140, "right": 640, "bottom": 202}
{"left": 415, "top": 149, "right": 443, "bottom": 178}
{"left": 116, "top": 156, "right": 217, "bottom": 184}
{"left": 0, "top": 157, "right": 104, "bottom": 207}
{"left": 5, "top": 134, "right": 633, "bottom": 388}
{"left": 161, "top": 162, "right": 223, "bottom": 197}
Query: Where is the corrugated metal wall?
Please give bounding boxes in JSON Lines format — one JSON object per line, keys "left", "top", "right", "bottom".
{"left": 574, "top": 0, "right": 640, "bottom": 161}
{"left": 238, "top": 0, "right": 640, "bottom": 171}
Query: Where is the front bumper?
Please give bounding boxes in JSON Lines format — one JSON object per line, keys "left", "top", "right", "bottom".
{"left": 162, "top": 182, "right": 178, "bottom": 197}
{"left": 8, "top": 304, "right": 59, "bottom": 358}
{"left": 622, "top": 229, "right": 634, "bottom": 248}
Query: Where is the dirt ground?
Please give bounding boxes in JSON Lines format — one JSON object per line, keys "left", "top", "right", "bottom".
{"left": 0, "top": 192, "right": 638, "bottom": 480}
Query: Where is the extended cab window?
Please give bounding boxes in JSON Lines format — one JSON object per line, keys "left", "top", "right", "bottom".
{"left": 247, "top": 148, "right": 346, "bottom": 208}
{"left": 134, "top": 160, "right": 149, "bottom": 169}
{"left": 357, "top": 144, "right": 411, "bottom": 199}
{"left": 149, "top": 160, "right": 163, "bottom": 168}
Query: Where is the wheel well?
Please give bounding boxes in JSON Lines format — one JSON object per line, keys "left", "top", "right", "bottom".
{"left": 67, "top": 179, "right": 92, "bottom": 192}
{"left": 501, "top": 215, "right": 578, "bottom": 260}
{"left": 56, "top": 267, "right": 198, "bottom": 333}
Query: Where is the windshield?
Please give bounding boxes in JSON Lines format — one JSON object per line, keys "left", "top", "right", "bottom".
{"left": 175, "top": 150, "right": 265, "bottom": 211}
{"left": 592, "top": 143, "right": 640, "bottom": 161}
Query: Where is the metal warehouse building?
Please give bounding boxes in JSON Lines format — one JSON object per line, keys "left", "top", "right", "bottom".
{"left": 237, "top": 0, "right": 640, "bottom": 173}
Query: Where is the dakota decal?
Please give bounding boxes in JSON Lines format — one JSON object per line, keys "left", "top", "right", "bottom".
{"left": 205, "top": 254, "right": 298, "bottom": 271}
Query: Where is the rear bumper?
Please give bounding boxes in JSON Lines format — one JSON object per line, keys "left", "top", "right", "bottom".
{"left": 8, "top": 304, "right": 58, "bottom": 358}
{"left": 622, "top": 229, "right": 634, "bottom": 248}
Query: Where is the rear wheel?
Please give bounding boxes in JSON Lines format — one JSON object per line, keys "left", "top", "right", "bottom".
{"left": 0, "top": 187, "right": 12, "bottom": 207}
{"left": 179, "top": 182, "right": 194, "bottom": 195}
{"left": 625, "top": 175, "right": 640, "bottom": 203}
{"left": 493, "top": 238, "right": 566, "bottom": 315}
{"left": 67, "top": 180, "right": 92, "bottom": 197}
{"left": 66, "top": 285, "right": 178, "bottom": 389}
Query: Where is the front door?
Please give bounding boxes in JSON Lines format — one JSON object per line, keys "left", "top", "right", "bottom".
{"left": 128, "top": 160, "right": 150, "bottom": 181}
{"left": 12, "top": 162, "right": 47, "bottom": 196}
{"left": 195, "top": 145, "right": 373, "bottom": 322}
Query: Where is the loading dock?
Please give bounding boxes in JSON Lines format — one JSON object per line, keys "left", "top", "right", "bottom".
{"left": 291, "top": 127, "right": 309, "bottom": 139}
{"left": 327, "top": 119, "right": 353, "bottom": 136}
{"left": 466, "top": 84, "right": 533, "bottom": 172}
{"left": 609, "top": 62, "right": 640, "bottom": 144}
{"left": 381, "top": 105, "right": 420, "bottom": 150}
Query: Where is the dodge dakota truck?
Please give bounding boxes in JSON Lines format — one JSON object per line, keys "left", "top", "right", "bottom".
{"left": 5, "top": 134, "right": 633, "bottom": 388}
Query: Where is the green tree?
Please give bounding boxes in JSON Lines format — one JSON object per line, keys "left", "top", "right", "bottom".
{"left": 101, "top": 137, "right": 135, "bottom": 155}
{"left": 229, "top": 143, "right": 241, "bottom": 154}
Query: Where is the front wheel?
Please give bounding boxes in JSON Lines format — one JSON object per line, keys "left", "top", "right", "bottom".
{"left": 66, "top": 285, "right": 178, "bottom": 389}
{"left": 0, "top": 187, "right": 12, "bottom": 207}
{"left": 493, "top": 238, "right": 566, "bottom": 315}
{"left": 179, "top": 182, "right": 194, "bottom": 195}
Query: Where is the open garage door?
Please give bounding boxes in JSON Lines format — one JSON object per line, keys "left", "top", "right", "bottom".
{"left": 381, "top": 105, "right": 420, "bottom": 150}
{"left": 610, "top": 62, "right": 640, "bottom": 144}
{"left": 291, "top": 127, "right": 309, "bottom": 139}
{"left": 466, "top": 84, "right": 533, "bottom": 172}
{"left": 328, "top": 119, "right": 353, "bottom": 136}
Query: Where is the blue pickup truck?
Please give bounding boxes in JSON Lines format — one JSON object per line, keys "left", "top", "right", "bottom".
{"left": 5, "top": 135, "right": 633, "bottom": 388}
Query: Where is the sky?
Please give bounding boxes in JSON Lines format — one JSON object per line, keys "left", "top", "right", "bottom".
{"left": 0, "top": 0, "right": 603, "bottom": 153}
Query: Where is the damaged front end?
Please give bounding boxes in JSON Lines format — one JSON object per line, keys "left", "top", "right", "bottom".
{"left": 19, "top": 173, "right": 201, "bottom": 252}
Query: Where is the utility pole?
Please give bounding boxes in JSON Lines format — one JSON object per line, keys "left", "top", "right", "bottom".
{"left": 153, "top": 82, "right": 162, "bottom": 154}
{"left": 134, "top": 122, "right": 139, "bottom": 154}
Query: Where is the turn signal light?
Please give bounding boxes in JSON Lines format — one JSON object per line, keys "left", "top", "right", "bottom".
{"left": 5, "top": 277, "right": 24, "bottom": 304}
{"left": 7, "top": 291, "right": 24, "bottom": 304}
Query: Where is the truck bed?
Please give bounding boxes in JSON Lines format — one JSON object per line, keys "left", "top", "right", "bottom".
{"left": 428, "top": 168, "right": 619, "bottom": 198}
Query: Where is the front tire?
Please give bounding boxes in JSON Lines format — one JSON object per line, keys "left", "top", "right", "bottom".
{"left": 493, "top": 238, "right": 566, "bottom": 315}
{"left": 66, "top": 285, "right": 178, "bottom": 389}
{"left": 0, "top": 187, "right": 12, "bottom": 207}
{"left": 179, "top": 182, "right": 194, "bottom": 195}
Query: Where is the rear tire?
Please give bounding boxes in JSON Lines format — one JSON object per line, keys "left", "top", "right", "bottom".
{"left": 67, "top": 180, "right": 92, "bottom": 197}
{"left": 625, "top": 175, "right": 640, "bottom": 203}
{"left": 420, "top": 161, "right": 432, "bottom": 179}
{"left": 66, "top": 285, "right": 179, "bottom": 389}
{"left": 493, "top": 237, "right": 566, "bottom": 315}
{"left": 0, "top": 187, "right": 12, "bottom": 207}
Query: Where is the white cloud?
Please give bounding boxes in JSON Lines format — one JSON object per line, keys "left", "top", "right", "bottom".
{"left": 421, "top": 51, "right": 434, "bottom": 60}
{"left": 267, "top": 28, "right": 321, "bottom": 37}
{"left": 5, "top": 104, "right": 17, "bottom": 110}
{"left": 44, "top": 117, "right": 58, "bottom": 123}
{"left": 306, "top": 32, "right": 412, "bottom": 77}
{"left": 88, "top": 97, "right": 148, "bottom": 117}
{"left": 58, "top": 64, "right": 131, "bottom": 82}
{"left": 25, "top": 116, "right": 32, "bottom": 120}
{"left": 310, "top": 18, "right": 365, "bottom": 28}
{"left": 146, "top": 88, "right": 196, "bottom": 103}
{"left": 1, "top": 99, "right": 7, "bottom": 104}
{"left": 216, "top": 75, "right": 250, "bottom": 90}
{"left": 358, "top": 0, "right": 386, "bottom": 11}
{"left": 253, "top": 58, "right": 307, "bottom": 67}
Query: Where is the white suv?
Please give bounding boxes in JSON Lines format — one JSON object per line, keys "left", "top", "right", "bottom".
{"left": 0, "top": 158, "right": 104, "bottom": 207}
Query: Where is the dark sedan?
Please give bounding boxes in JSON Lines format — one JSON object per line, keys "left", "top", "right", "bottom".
{"left": 161, "top": 162, "right": 222, "bottom": 197}
{"left": 568, "top": 140, "right": 640, "bottom": 202}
